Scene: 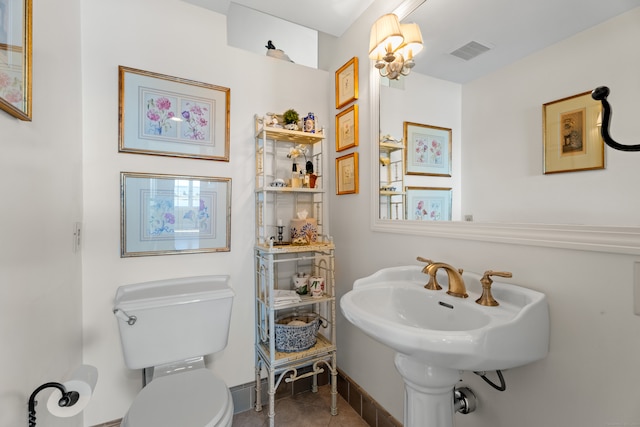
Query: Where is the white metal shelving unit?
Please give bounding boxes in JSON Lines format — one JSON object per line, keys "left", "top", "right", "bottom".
{"left": 379, "top": 140, "right": 405, "bottom": 220}
{"left": 253, "top": 115, "right": 337, "bottom": 427}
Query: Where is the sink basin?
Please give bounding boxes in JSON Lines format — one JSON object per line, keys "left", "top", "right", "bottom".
{"left": 341, "top": 265, "right": 549, "bottom": 426}
{"left": 340, "top": 265, "right": 549, "bottom": 372}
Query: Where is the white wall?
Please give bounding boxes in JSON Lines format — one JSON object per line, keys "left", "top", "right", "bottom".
{"left": 80, "top": 0, "right": 330, "bottom": 424}
{"left": 3, "top": 1, "right": 639, "bottom": 427}
{"left": 0, "top": 0, "right": 84, "bottom": 426}
{"left": 332, "top": 6, "right": 640, "bottom": 427}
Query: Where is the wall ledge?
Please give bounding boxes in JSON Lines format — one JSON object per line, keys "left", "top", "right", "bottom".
{"left": 371, "top": 219, "right": 640, "bottom": 255}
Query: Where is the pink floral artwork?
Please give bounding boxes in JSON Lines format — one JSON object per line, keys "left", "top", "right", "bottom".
{"left": 180, "top": 99, "right": 211, "bottom": 141}
{"left": 412, "top": 133, "right": 444, "bottom": 167}
{"left": 413, "top": 198, "right": 444, "bottom": 221}
{"left": 140, "top": 90, "right": 213, "bottom": 143}
{"left": 142, "top": 190, "right": 213, "bottom": 239}
{"left": 143, "top": 92, "right": 179, "bottom": 138}
{"left": 0, "top": 70, "right": 23, "bottom": 108}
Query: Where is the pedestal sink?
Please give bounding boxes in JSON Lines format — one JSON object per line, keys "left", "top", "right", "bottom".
{"left": 340, "top": 265, "right": 549, "bottom": 427}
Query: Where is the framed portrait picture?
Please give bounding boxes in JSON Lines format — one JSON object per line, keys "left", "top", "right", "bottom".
{"left": 405, "top": 186, "right": 452, "bottom": 221}
{"left": 335, "top": 56, "right": 358, "bottom": 109}
{"left": 119, "top": 66, "right": 230, "bottom": 161}
{"left": 335, "top": 104, "right": 358, "bottom": 152}
{"left": 543, "top": 91, "right": 604, "bottom": 174}
{"left": 121, "top": 172, "right": 231, "bottom": 257}
{"left": 336, "top": 152, "right": 359, "bottom": 195}
{"left": 0, "top": 0, "right": 32, "bottom": 121}
{"left": 404, "top": 122, "right": 452, "bottom": 177}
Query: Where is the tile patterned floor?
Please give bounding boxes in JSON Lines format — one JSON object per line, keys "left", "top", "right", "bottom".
{"left": 232, "top": 385, "right": 369, "bottom": 427}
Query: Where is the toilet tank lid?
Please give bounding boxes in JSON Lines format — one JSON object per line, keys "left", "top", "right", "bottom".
{"left": 114, "top": 275, "right": 233, "bottom": 310}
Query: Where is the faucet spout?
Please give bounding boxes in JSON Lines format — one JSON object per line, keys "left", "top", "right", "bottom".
{"left": 428, "top": 262, "right": 468, "bottom": 298}
{"left": 417, "top": 257, "right": 441, "bottom": 290}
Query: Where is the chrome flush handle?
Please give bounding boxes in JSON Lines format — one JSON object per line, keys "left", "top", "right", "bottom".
{"left": 113, "top": 308, "right": 137, "bottom": 326}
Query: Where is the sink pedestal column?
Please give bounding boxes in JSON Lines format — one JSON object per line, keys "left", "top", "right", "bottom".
{"left": 394, "top": 353, "right": 461, "bottom": 427}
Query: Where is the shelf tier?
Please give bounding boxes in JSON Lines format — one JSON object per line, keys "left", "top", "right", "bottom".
{"left": 380, "top": 190, "right": 406, "bottom": 196}
{"left": 379, "top": 142, "right": 404, "bottom": 153}
{"left": 255, "top": 242, "right": 335, "bottom": 254}
{"left": 257, "top": 126, "right": 325, "bottom": 145}
{"left": 257, "top": 186, "right": 324, "bottom": 193}
{"left": 257, "top": 334, "right": 336, "bottom": 369}
{"left": 257, "top": 294, "right": 335, "bottom": 311}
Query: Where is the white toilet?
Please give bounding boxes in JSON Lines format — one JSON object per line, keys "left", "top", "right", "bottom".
{"left": 113, "top": 275, "right": 235, "bottom": 427}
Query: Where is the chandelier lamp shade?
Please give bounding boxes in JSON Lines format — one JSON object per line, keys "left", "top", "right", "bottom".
{"left": 369, "top": 13, "right": 424, "bottom": 80}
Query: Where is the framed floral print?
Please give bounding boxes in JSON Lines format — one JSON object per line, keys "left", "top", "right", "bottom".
{"left": 543, "top": 90, "right": 604, "bottom": 174}
{"left": 404, "top": 121, "right": 452, "bottom": 177}
{"left": 335, "top": 56, "right": 358, "bottom": 109}
{"left": 335, "top": 104, "right": 358, "bottom": 152}
{"left": 336, "top": 152, "right": 358, "bottom": 195}
{"left": 405, "top": 186, "right": 452, "bottom": 221}
{"left": 120, "top": 172, "right": 231, "bottom": 257}
{"left": 119, "top": 66, "right": 230, "bottom": 161}
{"left": 0, "top": 0, "right": 32, "bottom": 120}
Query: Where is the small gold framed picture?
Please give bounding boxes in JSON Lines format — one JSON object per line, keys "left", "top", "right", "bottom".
{"left": 335, "top": 104, "right": 358, "bottom": 152}
{"left": 336, "top": 152, "right": 358, "bottom": 195}
{"left": 543, "top": 91, "right": 604, "bottom": 174}
{"left": 335, "top": 56, "right": 358, "bottom": 109}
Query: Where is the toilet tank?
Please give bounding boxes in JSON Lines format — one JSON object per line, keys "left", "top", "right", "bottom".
{"left": 113, "top": 275, "right": 234, "bottom": 369}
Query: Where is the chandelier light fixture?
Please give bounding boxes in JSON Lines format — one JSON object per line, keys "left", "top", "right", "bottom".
{"left": 369, "top": 13, "right": 424, "bottom": 80}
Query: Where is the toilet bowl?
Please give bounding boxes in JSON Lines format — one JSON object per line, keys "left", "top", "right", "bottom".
{"left": 113, "top": 275, "right": 235, "bottom": 427}
{"left": 121, "top": 367, "right": 233, "bottom": 427}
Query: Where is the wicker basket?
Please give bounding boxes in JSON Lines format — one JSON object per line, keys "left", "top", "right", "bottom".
{"left": 274, "top": 313, "right": 320, "bottom": 352}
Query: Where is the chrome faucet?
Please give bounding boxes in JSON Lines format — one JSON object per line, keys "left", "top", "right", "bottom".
{"left": 417, "top": 257, "right": 468, "bottom": 298}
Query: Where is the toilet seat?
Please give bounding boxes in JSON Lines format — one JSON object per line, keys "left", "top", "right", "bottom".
{"left": 121, "top": 368, "right": 233, "bottom": 427}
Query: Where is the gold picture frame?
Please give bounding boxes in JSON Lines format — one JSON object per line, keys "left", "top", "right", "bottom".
{"left": 335, "top": 56, "right": 358, "bottom": 109}
{"left": 120, "top": 172, "right": 231, "bottom": 257}
{"left": 119, "top": 66, "right": 230, "bottom": 161}
{"left": 543, "top": 91, "right": 604, "bottom": 174}
{"left": 0, "top": 0, "right": 32, "bottom": 120}
{"left": 335, "top": 104, "right": 358, "bottom": 152}
{"left": 405, "top": 186, "right": 452, "bottom": 221}
{"left": 404, "top": 121, "right": 452, "bottom": 177}
{"left": 336, "top": 152, "right": 359, "bottom": 195}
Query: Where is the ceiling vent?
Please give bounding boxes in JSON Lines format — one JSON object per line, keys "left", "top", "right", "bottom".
{"left": 450, "top": 41, "right": 491, "bottom": 61}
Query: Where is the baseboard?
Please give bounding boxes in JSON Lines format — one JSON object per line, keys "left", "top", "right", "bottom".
{"left": 91, "top": 421, "right": 121, "bottom": 427}
{"left": 336, "top": 368, "right": 402, "bottom": 427}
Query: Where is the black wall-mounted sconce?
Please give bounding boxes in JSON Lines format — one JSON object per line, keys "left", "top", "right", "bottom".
{"left": 591, "top": 86, "right": 640, "bottom": 152}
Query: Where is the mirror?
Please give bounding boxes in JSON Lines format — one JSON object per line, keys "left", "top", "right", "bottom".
{"left": 378, "top": 70, "right": 461, "bottom": 221}
{"left": 370, "top": 0, "right": 640, "bottom": 253}
{"left": 375, "top": 0, "right": 640, "bottom": 223}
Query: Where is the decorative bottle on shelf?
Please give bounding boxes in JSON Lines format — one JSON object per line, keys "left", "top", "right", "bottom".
{"left": 303, "top": 112, "right": 316, "bottom": 133}
{"left": 291, "top": 163, "right": 301, "bottom": 188}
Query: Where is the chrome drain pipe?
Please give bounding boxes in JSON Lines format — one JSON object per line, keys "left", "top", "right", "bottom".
{"left": 454, "top": 387, "right": 477, "bottom": 414}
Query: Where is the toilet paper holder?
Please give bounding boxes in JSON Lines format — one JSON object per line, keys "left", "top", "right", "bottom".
{"left": 27, "top": 364, "right": 98, "bottom": 427}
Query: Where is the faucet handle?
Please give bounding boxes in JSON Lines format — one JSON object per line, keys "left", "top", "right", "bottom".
{"left": 416, "top": 257, "right": 435, "bottom": 273}
{"left": 482, "top": 270, "right": 512, "bottom": 281}
{"left": 476, "top": 270, "right": 513, "bottom": 306}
